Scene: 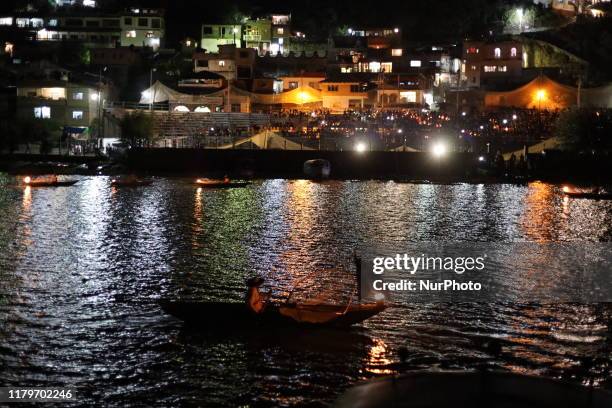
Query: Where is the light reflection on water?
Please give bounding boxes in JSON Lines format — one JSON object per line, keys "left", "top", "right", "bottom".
{"left": 0, "top": 176, "right": 611, "bottom": 406}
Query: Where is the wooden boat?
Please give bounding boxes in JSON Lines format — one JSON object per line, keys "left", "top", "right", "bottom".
{"left": 562, "top": 186, "right": 612, "bottom": 200}
{"left": 22, "top": 176, "right": 78, "bottom": 187}
{"left": 159, "top": 300, "right": 386, "bottom": 328}
{"left": 334, "top": 370, "right": 612, "bottom": 408}
{"left": 194, "top": 179, "right": 251, "bottom": 189}
{"left": 111, "top": 178, "right": 153, "bottom": 187}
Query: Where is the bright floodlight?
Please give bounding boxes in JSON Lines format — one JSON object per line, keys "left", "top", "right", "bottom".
{"left": 355, "top": 142, "right": 367, "bottom": 153}
{"left": 432, "top": 142, "right": 447, "bottom": 158}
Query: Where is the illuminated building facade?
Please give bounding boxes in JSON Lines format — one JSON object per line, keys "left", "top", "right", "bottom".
{"left": 0, "top": 8, "right": 164, "bottom": 50}
{"left": 463, "top": 40, "right": 524, "bottom": 88}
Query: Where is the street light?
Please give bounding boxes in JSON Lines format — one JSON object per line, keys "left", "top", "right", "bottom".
{"left": 432, "top": 142, "right": 447, "bottom": 158}
{"left": 355, "top": 142, "right": 367, "bottom": 153}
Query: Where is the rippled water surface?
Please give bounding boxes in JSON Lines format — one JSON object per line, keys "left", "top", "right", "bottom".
{"left": 1, "top": 176, "right": 611, "bottom": 406}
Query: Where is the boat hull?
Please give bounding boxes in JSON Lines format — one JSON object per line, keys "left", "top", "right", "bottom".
{"left": 24, "top": 180, "right": 79, "bottom": 187}
{"left": 159, "top": 301, "right": 385, "bottom": 328}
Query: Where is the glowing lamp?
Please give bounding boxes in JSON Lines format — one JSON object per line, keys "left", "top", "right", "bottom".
{"left": 562, "top": 186, "right": 570, "bottom": 193}
{"left": 298, "top": 91, "right": 309, "bottom": 103}
{"left": 355, "top": 142, "right": 367, "bottom": 153}
{"left": 536, "top": 89, "right": 546, "bottom": 101}
{"left": 432, "top": 142, "right": 447, "bottom": 158}
{"left": 24, "top": 176, "right": 31, "bottom": 184}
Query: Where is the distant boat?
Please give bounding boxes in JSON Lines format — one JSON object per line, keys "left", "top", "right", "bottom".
{"left": 111, "top": 176, "right": 153, "bottom": 187}
{"left": 194, "top": 178, "right": 251, "bottom": 189}
{"left": 21, "top": 176, "right": 78, "bottom": 187}
{"left": 303, "top": 159, "right": 331, "bottom": 179}
{"left": 334, "top": 370, "right": 612, "bottom": 408}
{"left": 562, "top": 186, "right": 612, "bottom": 200}
{"left": 159, "top": 300, "right": 386, "bottom": 328}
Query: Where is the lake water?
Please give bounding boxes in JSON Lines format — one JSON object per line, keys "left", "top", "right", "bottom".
{"left": 1, "top": 176, "right": 611, "bottom": 406}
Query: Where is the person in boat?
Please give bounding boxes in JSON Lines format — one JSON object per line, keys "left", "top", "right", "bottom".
{"left": 245, "top": 276, "right": 270, "bottom": 314}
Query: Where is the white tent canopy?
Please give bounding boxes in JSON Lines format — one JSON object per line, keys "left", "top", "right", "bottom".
{"left": 140, "top": 81, "right": 223, "bottom": 105}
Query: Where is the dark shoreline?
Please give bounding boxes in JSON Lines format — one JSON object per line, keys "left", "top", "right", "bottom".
{"left": 1, "top": 149, "right": 611, "bottom": 184}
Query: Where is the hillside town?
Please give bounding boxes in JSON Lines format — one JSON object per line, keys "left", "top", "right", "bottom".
{"left": 0, "top": 0, "right": 611, "bottom": 156}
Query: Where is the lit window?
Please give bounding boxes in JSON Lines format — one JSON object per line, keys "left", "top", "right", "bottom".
{"left": 391, "top": 49, "right": 403, "bottom": 57}
{"left": 511, "top": 47, "right": 517, "bottom": 57}
{"left": 218, "top": 60, "right": 225, "bottom": 67}
{"left": 72, "top": 92, "right": 84, "bottom": 100}
{"left": 494, "top": 48, "right": 501, "bottom": 58}
{"left": 34, "top": 106, "right": 51, "bottom": 119}
{"left": 400, "top": 91, "right": 417, "bottom": 103}
{"left": 410, "top": 60, "right": 422, "bottom": 67}
{"left": 369, "top": 61, "right": 381, "bottom": 72}
{"left": 126, "top": 30, "right": 136, "bottom": 38}
{"left": 72, "top": 111, "right": 84, "bottom": 120}
{"left": 48, "top": 19, "right": 57, "bottom": 27}
{"left": 277, "top": 27, "right": 284, "bottom": 35}
{"left": 173, "top": 105, "right": 190, "bottom": 112}
{"left": 0, "top": 17, "right": 13, "bottom": 26}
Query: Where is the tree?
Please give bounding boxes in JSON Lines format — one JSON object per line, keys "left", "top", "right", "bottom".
{"left": 119, "top": 111, "right": 155, "bottom": 147}
{"left": 555, "top": 108, "right": 612, "bottom": 151}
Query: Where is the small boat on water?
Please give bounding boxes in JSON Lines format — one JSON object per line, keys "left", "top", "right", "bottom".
{"left": 562, "top": 186, "right": 612, "bottom": 200}
{"left": 333, "top": 370, "right": 612, "bottom": 408}
{"left": 303, "top": 159, "right": 331, "bottom": 179}
{"left": 194, "top": 178, "right": 251, "bottom": 189}
{"left": 22, "top": 175, "right": 78, "bottom": 187}
{"left": 111, "top": 176, "right": 153, "bottom": 187}
{"left": 160, "top": 300, "right": 386, "bottom": 328}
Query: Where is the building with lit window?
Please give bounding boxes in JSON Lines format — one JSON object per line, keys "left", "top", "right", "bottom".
{"left": 462, "top": 40, "right": 524, "bottom": 88}
{"left": 201, "top": 24, "right": 242, "bottom": 52}
{"left": 16, "top": 75, "right": 109, "bottom": 138}
{"left": 0, "top": 8, "right": 164, "bottom": 50}
{"left": 193, "top": 44, "right": 257, "bottom": 81}
{"left": 319, "top": 76, "right": 374, "bottom": 111}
